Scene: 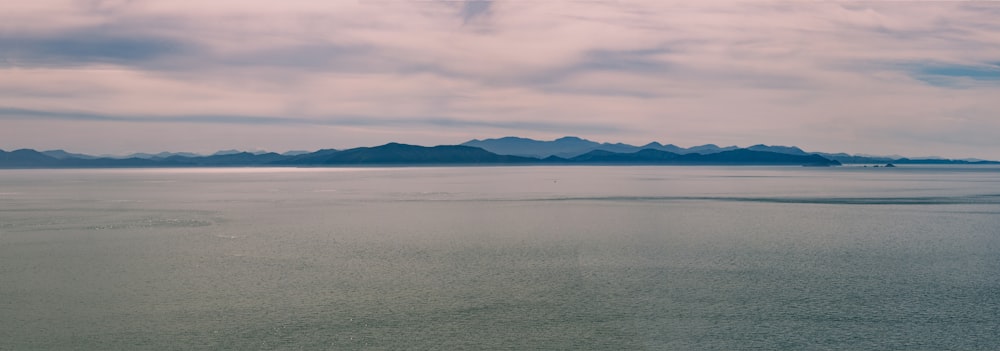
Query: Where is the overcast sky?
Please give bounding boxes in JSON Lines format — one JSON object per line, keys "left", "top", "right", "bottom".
{"left": 2, "top": 0, "right": 999, "bottom": 158}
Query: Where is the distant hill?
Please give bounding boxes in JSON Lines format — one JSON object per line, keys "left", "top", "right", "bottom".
{"left": 686, "top": 144, "right": 739, "bottom": 154}
{"left": 461, "top": 136, "right": 713, "bottom": 158}
{"left": 562, "top": 148, "right": 839, "bottom": 166}
{"left": 675, "top": 149, "right": 838, "bottom": 165}
{"left": 211, "top": 149, "right": 244, "bottom": 156}
{"left": 464, "top": 137, "right": 1000, "bottom": 165}
{"left": 3, "top": 137, "right": 997, "bottom": 168}
{"left": 638, "top": 142, "right": 688, "bottom": 154}
{"left": 212, "top": 150, "right": 271, "bottom": 156}
{"left": 568, "top": 149, "right": 682, "bottom": 163}
{"left": 461, "top": 136, "right": 609, "bottom": 158}
{"left": 462, "top": 136, "right": 752, "bottom": 158}
{"left": 280, "top": 143, "right": 538, "bottom": 165}
{"left": 123, "top": 151, "right": 203, "bottom": 159}
{"left": 279, "top": 148, "right": 340, "bottom": 164}
{"left": 747, "top": 144, "right": 808, "bottom": 156}
{"left": 1, "top": 149, "right": 63, "bottom": 167}
{"left": 42, "top": 149, "right": 99, "bottom": 160}
{"left": 1, "top": 149, "right": 161, "bottom": 168}
{"left": 159, "top": 152, "right": 288, "bottom": 166}
{"left": 814, "top": 153, "right": 894, "bottom": 165}
{"left": 4, "top": 144, "right": 843, "bottom": 168}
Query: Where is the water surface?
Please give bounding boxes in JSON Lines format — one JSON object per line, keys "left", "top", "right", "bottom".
{"left": 2, "top": 166, "right": 998, "bottom": 350}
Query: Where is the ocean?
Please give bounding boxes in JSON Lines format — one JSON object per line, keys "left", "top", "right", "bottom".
{"left": 2, "top": 166, "right": 998, "bottom": 350}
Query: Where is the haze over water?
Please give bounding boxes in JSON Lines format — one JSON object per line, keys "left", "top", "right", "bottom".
{"left": 2, "top": 166, "right": 999, "bottom": 350}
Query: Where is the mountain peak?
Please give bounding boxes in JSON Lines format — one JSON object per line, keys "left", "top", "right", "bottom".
{"left": 212, "top": 149, "right": 243, "bottom": 156}
{"left": 747, "top": 144, "right": 808, "bottom": 155}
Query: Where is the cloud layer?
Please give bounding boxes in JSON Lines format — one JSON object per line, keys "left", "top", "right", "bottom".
{"left": 2, "top": 0, "right": 999, "bottom": 158}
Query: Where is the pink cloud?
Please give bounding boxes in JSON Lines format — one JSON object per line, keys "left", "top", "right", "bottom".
{"left": 2, "top": 1, "right": 1000, "bottom": 159}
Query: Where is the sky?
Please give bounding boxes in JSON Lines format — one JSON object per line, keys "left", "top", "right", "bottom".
{"left": 2, "top": 0, "right": 1000, "bottom": 159}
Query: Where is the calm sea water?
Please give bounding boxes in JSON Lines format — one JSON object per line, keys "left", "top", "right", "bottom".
{"left": 1, "top": 166, "right": 998, "bottom": 350}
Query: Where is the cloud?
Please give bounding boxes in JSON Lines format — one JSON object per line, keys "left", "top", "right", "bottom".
{"left": 460, "top": 1, "right": 493, "bottom": 24}
{"left": 0, "top": 106, "right": 625, "bottom": 134}
{"left": 1, "top": 28, "right": 192, "bottom": 68}
{"left": 2, "top": 1, "right": 1000, "bottom": 158}
{"left": 906, "top": 62, "right": 1000, "bottom": 87}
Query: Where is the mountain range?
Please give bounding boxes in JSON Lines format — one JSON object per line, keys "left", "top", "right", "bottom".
{"left": 2, "top": 136, "right": 996, "bottom": 169}
{"left": 462, "top": 136, "right": 997, "bottom": 165}
{"left": 463, "top": 136, "right": 788, "bottom": 158}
